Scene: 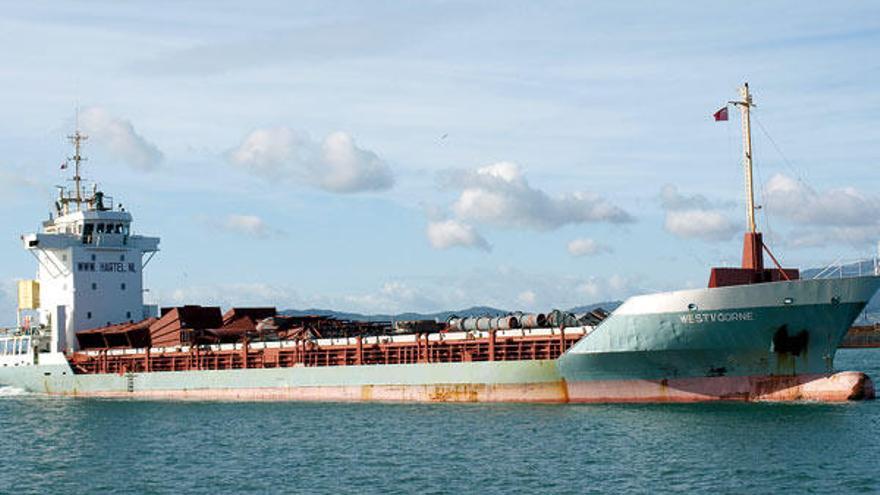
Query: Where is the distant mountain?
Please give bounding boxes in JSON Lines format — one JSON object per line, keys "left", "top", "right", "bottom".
{"left": 281, "top": 306, "right": 509, "bottom": 322}
{"left": 281, "top": 301, "right": 623, "bottom": 322}
{"left": 569, "top": 301, "right": 622, "bottom": 314}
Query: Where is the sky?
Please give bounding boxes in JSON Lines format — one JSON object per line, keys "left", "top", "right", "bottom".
{"left": 1, "top": 1, "right": 880, "bottom": 322}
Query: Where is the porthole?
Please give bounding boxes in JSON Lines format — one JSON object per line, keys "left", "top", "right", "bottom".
{"left": 831, "top": 296, "right": 840, "bottom": 305}
{"left": 688, "top": 303, "right": 698, "bottom": 311}
{"left": 783, "top": 297, "right": 794, "bottom": 305}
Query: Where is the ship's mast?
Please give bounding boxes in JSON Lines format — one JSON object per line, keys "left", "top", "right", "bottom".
{"left": 709, "top": 83, "right": 799, "bottom": 287}
{"left": 732, "top": 82, "right": 757, "bottom": 233}
{"left": 67, "top": 129, "right": 88, "bottom": 206}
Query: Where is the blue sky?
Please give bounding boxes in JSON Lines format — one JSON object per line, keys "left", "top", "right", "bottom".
{"left": 1, "top": 1, "right": 879, "bottom": 321}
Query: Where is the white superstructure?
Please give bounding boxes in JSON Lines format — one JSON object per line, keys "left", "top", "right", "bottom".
{"left": 19, "top": 130, "right": 159, "bottom": 353}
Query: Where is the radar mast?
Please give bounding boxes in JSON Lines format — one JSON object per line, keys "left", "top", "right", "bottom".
{"left": 68, "top": 129, "right": 88, "bottom": 205}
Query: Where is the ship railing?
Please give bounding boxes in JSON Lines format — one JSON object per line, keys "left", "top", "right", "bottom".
{"left": 811, "top": 257, "right": 878, "bottom": 279}
{"left": 83, "top": 325, "right": 595, "bottom": 357}
{"left": 68, "top": 326, "right": 595, "bottom": 374}
{"left": 0, "top": 325, "right": 44, "bottom": 338}
{"left": 0, "top": 335, "right": 32, "bottom": 357}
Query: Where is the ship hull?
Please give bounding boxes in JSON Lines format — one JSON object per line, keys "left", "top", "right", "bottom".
{"left": 1, "top": 359, "right": 570, "bottom": 402}
{"left": 2, "top": 277, "right": 878, "bottom": 403}
{"left": 0, "top": 362, "right": 872, "bottom": 403}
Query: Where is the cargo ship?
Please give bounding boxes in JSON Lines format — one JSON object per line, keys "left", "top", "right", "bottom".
{"left": 2, "top": 84, "right": 879, "bottom": 402}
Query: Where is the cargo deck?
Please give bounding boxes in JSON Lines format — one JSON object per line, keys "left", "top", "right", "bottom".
{"left": 68, "top": 327, "right": 588, "bottom": 375}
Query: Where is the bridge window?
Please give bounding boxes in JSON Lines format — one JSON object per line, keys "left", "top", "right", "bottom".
{"left": 96, "top": 223, "right": 105, "bottom": 234}
{"left": 82, "top": 223, "right": 94, "bottom": 244}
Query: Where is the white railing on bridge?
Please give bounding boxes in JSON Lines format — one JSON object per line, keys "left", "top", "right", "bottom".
{"left": 811, "top": 256, "right": 879, "bottom": 280}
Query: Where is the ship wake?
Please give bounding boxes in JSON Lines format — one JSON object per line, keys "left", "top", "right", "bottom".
{"left": 0, "top": 386, "right": 29, "bottom": 397}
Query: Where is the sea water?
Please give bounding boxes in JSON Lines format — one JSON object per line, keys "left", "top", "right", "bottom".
{"left": 1, "top": 349, "right": 879, "bottom": 494}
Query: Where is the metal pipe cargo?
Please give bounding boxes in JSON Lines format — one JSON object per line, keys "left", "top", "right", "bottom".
{"left": 519, "top": 313, "right": 546, "bottom": 328}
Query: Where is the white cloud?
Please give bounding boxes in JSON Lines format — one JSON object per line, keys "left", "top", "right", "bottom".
{"left": 567, "top": 238, "right": 612, "bottom": 257}
{"left": 577, "top": 280, "right": 601, "bottom": 299}
{"left": 660, "top": 184, "right": 738, "bottom": 242}
{"left": 764, "top": 174, "right": 880, "bottom": 226}
{"left": 201, "top": 214, "right": 284, "bottom": 239}
{"left": 442, "top": 162, "right": 633, "bottom": 231}
{"left": 222, "top": 214, "right": 277, "bottom": 238}
{"left": 426, "top": 219, "right": 491, "bottom": 251}
{"left": 517, "top": 290, "right": 537, "bottom": 306}
{"left": 79, "top": 107, "right": 163, "bottom": 171}
{"left": 785, "top": 226, "right": 880, "bottom": 249}
{"left": 664, "top": 210, "right": 739, "bottom": 242}
{"left": 228, "top": 127, "right": 394, "bottom": 193}
{"left": 751, "top": 174, "right": 880, "bottom": 249}
{"left": 660, "top": 176, "right": 880, "bottom": 248}
{"left": 344, "top": 281, "right": 438, "bottom": 313}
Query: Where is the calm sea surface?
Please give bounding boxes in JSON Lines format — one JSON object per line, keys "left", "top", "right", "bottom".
{"left": 2, "top": 349, "right": 880, "bottom": 494}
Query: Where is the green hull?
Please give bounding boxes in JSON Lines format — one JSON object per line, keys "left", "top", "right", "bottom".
{"left": 561, "top": 276, "right": 880, "bottom": 382}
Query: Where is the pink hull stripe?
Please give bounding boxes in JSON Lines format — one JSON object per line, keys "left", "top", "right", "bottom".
{"left": 566, "top": 372, "right": 876, "bottom": 403}
{"left": 60, "top": 372, "right": 874, "bottom": 403}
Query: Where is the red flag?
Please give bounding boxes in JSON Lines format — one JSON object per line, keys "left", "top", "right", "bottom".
{"left": 713, "top": 107, "right": 729, "bottom": 121}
